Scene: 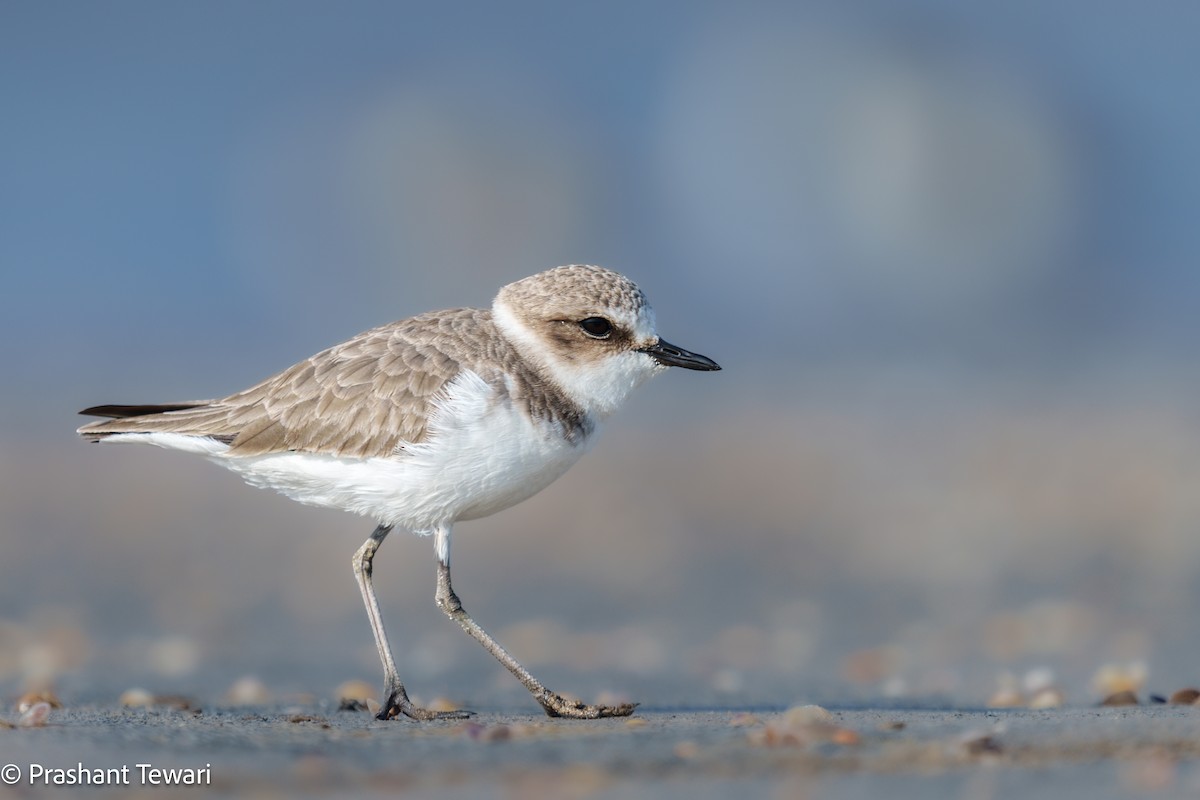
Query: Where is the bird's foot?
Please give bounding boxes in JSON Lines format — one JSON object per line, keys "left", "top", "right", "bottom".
{"left": 376, "top": 690, "right": 473, "bottom": 721}
{"left": 536, "top": 690, "right": 638, "bottom": 719}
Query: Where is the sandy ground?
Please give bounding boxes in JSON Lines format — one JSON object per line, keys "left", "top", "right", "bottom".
{"left": 4, "top": 702, "right": 1200, "bottom": 799}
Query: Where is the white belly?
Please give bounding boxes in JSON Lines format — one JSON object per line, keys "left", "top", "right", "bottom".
{"left": 215, "top": 372, "right": 596, "bottom": 532}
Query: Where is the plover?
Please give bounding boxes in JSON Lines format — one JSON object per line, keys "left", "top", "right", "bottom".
{"left": 78, "top": 265, "right": 719, "bottom": 720}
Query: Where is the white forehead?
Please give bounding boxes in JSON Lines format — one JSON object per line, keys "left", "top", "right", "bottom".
{"left": 598, "top": 290, "right": 657, "bottom": 343}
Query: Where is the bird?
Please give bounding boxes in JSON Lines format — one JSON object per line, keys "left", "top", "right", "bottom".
{"left": 78, "top": 264, "right": 720, "bottom": 720}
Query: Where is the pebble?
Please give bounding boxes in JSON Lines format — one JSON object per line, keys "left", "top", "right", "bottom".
{"left": 1101, "top": 690, "right": 1139, "bottom": 706}
{"left": 962, "top": 733, "right": 1003, "bottom": 756}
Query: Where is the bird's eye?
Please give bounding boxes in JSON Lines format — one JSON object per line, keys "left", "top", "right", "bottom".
{"left": 578, "top": 317, "right": 613, "bottom": 338}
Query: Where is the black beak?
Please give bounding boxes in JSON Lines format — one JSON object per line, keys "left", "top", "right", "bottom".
{"left": 639, "top": 338, "right": 721, "bottom": 371}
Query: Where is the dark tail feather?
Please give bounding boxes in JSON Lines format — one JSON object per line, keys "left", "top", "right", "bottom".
{"left": 79, "top": 403, "right": 209, "bottom": 419}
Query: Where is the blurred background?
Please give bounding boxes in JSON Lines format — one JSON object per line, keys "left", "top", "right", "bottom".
{"left": 3, "top": 0, "right": 1200, "bottom": 711}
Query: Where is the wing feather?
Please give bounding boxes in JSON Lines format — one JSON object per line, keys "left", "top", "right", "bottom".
{"left": 77, "top": 308, "right": 498, "bottom": 457}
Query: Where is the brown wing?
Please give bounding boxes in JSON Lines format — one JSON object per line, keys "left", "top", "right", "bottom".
{"left": 78, "top": 308, "right": 499, "bottom": 458}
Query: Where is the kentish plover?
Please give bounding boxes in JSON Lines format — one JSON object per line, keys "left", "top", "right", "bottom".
{"left": 79, "top": 265, "right": 720, "bottom": 719}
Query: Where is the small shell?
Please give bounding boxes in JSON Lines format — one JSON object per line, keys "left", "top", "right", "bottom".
{"left": 119, "top": 688, "right": 155, "bottom": 708}
{"left": 461, "top": 722, "right": 512, "bottom": 742}
{"left": 153, "top": 695, "right": 195, "bottom": 711}
{"left": 781, "top": 704, "right": 834, "bottom": 727}
{"left": 334, "top": 680, "right": 375, "bottom": 704}
{"left": 18, "top": 702, "right": 51, "bottom": 727}
{"left": 1022, "top": 667, "right": 1056, "bottom": 695}
{"left": 1169, "top": 688, "right": 1200, "bottom": 705}
{"left": 987, "top": 673, "right": 1024, "bottom": 708}
{"left": 749, "top": 704, "right": 860, "bottom": 748}
{"left": 830, "top": 727, "right": 861, "bottom": 745}
{"left": 987, "top": 689, "right": 1025, "bottom": 709}
{"left": 480, "top": 724, "right": 512, "bottom": 742}
{"left": 728, "top": 712, "right": 761, "bottom": 727}
{"left": 1028, "top": 688, "right": 1064, "bottom": 709}
{"left": 17, "top": 690, "right": 62, "bottom": 712}
{"left": 224, "top": 676, "right": 270, "bottom": 705}
{"left": 673, "top": 741, "right": 700, "bottom": 759}
{"left": 1092, "top": 662, "right": 1147, "bottom": 696}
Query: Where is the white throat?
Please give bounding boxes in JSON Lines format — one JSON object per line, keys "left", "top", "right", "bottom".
{"left": 492, "top": 299, "right": 664, "bottom": 420}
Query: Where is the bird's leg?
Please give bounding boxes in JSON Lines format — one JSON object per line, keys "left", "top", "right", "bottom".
{"left": 432, "top": 525, "right": 637, "bottom": 719}
{"left": 353, "top": 524, "right": 471, "bottom": 721}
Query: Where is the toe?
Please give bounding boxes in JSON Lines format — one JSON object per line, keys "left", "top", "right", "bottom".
{"left": 538, "top": 691, "right": 639, "bottom": 719}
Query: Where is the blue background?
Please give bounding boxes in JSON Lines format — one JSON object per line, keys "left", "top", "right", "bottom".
{"left": 3, "top": 1, "right": 1200, "bottom": 708}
